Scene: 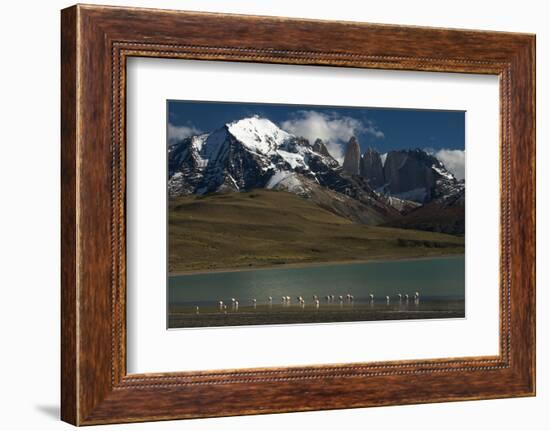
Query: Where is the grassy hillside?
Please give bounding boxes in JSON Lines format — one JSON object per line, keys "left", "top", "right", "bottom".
{"left": 169, "top": 190, "right": 465, "bottom": 274}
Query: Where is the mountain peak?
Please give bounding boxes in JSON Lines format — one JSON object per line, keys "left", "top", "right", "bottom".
{"left": 361, "top": 147, "right": 384, "bottom": 188}
{"left": 342, "top": 136, "right": 361, "bottom": 175}
{"left": 312, "top": 138, "right": 332, "bottom": 158}
{"left": 226, "top": 115, "right": 278, "bottom": 132}
{"left": 225, "top": 116, "right": 291, "bottom": 155}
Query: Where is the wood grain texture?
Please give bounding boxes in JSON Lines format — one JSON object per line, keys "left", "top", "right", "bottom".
{"left": 60, "top": 4, "right": 536, "bottom": 425}
{"left": 60, "top": 5, "right": 78, "bottom": 425}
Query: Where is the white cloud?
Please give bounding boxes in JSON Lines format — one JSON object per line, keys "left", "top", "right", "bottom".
{"left": 364, "top": 122, "right": 385, "bottom": 139}
{"left": 280, "top": 111, "right": 383, "bottom": 163}
{"left": 434, "top": 149, "right": 465, "bottom": 180}
{"left": 167, "top": 123, "right": 202, "bottom": 146}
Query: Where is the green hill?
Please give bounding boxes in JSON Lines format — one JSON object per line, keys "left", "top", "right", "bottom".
{"left": 168, "top": 190, "right": 465, "bottom": 274}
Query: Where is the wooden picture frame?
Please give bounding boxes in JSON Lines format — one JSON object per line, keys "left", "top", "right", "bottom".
{"left": 61, "top": 4, "right": 536, "bottom": 425}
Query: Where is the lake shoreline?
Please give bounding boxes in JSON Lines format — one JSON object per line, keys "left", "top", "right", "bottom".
{"left": 168, "top": 305, "right": 466, "bottom": 328}
{"left": 169, "top": 253, "right": 465, "bottom": 277}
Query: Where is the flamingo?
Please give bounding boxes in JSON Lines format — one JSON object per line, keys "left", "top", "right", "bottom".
{"left": 397, "top": 293, "right": 402, "bottom": 301}
{"left": 369, "top": 293, "right": 374, "bottom": 301}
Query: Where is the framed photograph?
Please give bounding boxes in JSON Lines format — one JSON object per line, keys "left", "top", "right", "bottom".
{"left": 61, "top": 4, "right": 535, "bottom": 425}
{"left": 165, "top": 100, "right": 467, "bottom": 330}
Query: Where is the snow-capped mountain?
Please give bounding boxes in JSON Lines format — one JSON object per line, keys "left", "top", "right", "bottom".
{"left": 169, "top": 116, "right": 340, "bottom": 196}
{"left": 168, "top": 116, "right": 401, "bottom": 225}
{"left": 168, "top": 115, "right": 465, "bottom": 232}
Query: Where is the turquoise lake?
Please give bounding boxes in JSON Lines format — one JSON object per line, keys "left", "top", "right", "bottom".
{"left": 168, "top": 255, "right": 465, "bottom": 308}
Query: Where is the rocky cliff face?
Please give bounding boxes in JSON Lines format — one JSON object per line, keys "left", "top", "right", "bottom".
{"left": 360, "top": 147, "right": 385, "bottom": 189}
{"left": 384, "top": 149, "right": 464, "bottom": 206}
{"left": 358, "top": 147, "right": 463, "bottom": 206}
{"left": 312, "top": 138, "right": 331, "bottom": 158}
{"left": 342, "top": 137, "right": 361, "bottom": 175}
{"left": 383, "top": 149, "right": 438, "bottom": 202}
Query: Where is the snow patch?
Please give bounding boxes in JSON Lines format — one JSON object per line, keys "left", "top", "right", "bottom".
{"left": 432, "top": 164, "right": 455, "bottom": 180}
{"left": 273, "top": 174, "right": 308, "bottom": 195}
{"left": 386, "top": 195, "right": 421, "bottom": 212}
{"left": 266, "top": 170, "right": 292, "bottom": 189}
{"left": 278, "top": 150, "right": 309, "bottom": 170}
{"left": 227, "top": 116, "right": 291, "bottom": 155}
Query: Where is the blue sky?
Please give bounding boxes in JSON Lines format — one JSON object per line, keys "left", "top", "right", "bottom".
{"left": 167, "top": 100, "right": 466, "bottom": 179}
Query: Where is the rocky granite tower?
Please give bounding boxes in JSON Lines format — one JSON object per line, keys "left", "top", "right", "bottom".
{"left": 342, "top": 136, "right": 361, "bottom": 175}
{"left": 383, "top": 149, "right": 438, "bottom": 202}
{"left": 360, "top": 147, "right": 385, "bottom": 189}
{"left": 312, "top": 138, "right": 331, "bottom": 158}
